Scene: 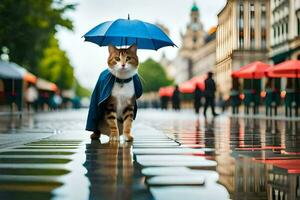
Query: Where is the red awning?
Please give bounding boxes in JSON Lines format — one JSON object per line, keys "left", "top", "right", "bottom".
{"left": 36, "top": 78, "right": 58, "bottom": 92}
{"left": 266, "top": 60, "right": 300, "bottom": 78}
{"left": 24, "top": 72, "right": 37, "bottom": 84}
{"left": 159, "top": 86, "right": 174, "bottom": 97}
{"left": 179, "top": 75, "right": 206, "bottom": 93}
{"left": 232, "top": 61, "right": 271, "bottom": 79}
{"left": 255, "top": 158, "right": 300, "bottom": 174}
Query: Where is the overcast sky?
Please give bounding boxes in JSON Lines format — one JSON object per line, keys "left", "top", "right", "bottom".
{"left": 56, "top": 0, "right": 226, "bottom": 89}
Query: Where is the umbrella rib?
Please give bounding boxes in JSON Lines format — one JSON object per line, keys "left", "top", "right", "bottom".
{"left": 101, "top": 19, "right": 120, "bottom": 46}
{"left": 140, "top": 22, "right": 157, "bottom": 50}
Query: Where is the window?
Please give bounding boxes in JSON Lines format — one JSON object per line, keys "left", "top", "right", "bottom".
{"left": 193, "top": 16, "right": 197, "bottom": 23}
{"left": 239, "top": 2, "right": 244, "bottom": 49}
{"left": 250, "top": 3, "right": 255, "bottom": 12}
{"left": 250, "top": 3, "right": 255, "bottom": 49}
{"left": 250, "top": 30, "right": 255, "bottom": 49}
{"left": 261, "top": 29, "right": 266, "bottom": 48}
{"left": 261, "top": 4, "right": 266, "bottom": 27}
{"left": 250, "top": 6, "right": 255, "bottom": 28}
{"left": 261, "top": 3, "right": 266, "bottom": 48}
{"left": 239, "top": 34, "right": 244, "bottom": 49}
{"left": 261, "top": 4, "right": 266, "bottom": 12}
{"left": 298, "top": 17, "right": 300, "bottom": 36}
{"left": 193, "top": 36, "right": 197, "bottom": 44}
{"left": 239, "top": 3, "right": 244, "bottom": 28}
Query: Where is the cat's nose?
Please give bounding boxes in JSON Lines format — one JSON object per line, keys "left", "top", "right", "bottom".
{"left": 121, "top": 64, "right": 125, "bottom": 68}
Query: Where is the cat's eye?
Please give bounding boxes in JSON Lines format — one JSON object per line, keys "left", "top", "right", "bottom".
{"left": 114, "top": 57, "right": 120, "bottom": 61}
{"left": 126, "top": 56, "right": 131, "bottom": 61}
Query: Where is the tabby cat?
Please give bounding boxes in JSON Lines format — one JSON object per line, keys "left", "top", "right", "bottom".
{"left": 90, "top": 45, "right": 139, "bottom": 141}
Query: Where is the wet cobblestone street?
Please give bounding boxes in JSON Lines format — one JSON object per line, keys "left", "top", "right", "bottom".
{"left": 0, "top": 109, "right": 299, "bottom": 200}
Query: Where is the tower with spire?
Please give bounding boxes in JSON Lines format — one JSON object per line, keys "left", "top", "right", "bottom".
{"left": 180, "top": 2, "right": 205, "bottom": 56}
{"left": 178, "top": 2, "right": 206, "bottom": 80}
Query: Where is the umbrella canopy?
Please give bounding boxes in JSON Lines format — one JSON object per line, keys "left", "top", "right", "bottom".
{"left": 83, "top": 18, "right": 176, "bottom": 50}
{"left": 232, "top": 61, "right": 270, "bottom": 79}
{"left": 159, "top": 86, "right": 174, "bottom": 97}
{"left": 0, "top": 61, "right": 37, "bottom": 83}
{"left": 266, "top": 60, "right": 300, "bottom": 78}
{"left": 0, "top": 61, "right": 24, "bottom": 79}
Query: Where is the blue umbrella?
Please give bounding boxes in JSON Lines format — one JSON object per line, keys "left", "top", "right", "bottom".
{"left": 83, "top": 18, "right": 176, "bottom": 50}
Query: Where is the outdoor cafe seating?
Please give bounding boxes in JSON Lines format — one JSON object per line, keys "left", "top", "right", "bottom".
{"left": 231, "top": 61, "right": 270, "bottom": 115}
{"left": 0, "top": 61, "right": 37, "bottom": 112}
{"left": 264, "top": 87, "right": 280, "bottom": 116}
{"left": 231, "top": 60, "right": 300, "bottom": 117}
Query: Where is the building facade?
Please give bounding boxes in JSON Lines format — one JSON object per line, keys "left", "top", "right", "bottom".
{"left": 270, "top": 0, "right": 300, "bottom": 64}
{"left": 192, "top": 27, "right": 217, "bottom": 77}
{"left": 216, "top": 0, "right": 271, "bottom": 97}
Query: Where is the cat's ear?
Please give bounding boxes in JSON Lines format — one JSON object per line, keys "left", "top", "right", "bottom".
{"left": 128, "top": 44, "right": 137, "bottom": 54}
{"left": 108, "top": 45, "right": 118, "bottom": 54}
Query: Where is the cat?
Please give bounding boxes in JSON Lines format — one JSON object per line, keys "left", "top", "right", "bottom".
{"left": 89, "top": 45, "right": 140, "bottom": 141}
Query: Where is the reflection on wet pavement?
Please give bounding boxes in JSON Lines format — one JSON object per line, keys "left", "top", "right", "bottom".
{"left": 0, "top": 139, "right": 81, "bottom": 199}
{"left": 84, "top": 139, "right": 153, "bottom": 200}
{"left": 134, "top": 110, "right": 300, "bottom": 200}
{"left": 0, "top": 109, "right": 299, "bottom": 200}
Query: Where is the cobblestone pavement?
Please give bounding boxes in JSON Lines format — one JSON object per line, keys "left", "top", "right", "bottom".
{"left": 0, "top": 109, "right": 299, "bottom": 200}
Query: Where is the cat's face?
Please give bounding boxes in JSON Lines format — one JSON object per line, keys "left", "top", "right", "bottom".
{"left": 107, "top": 45, "right": 138, "bottom": 79}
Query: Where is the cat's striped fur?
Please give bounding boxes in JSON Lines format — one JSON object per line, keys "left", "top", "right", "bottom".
{"left": 91, "top": 45, "right": 138, "bottom": 141}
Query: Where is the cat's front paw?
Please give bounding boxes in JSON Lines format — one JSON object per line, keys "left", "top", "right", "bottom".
{"left": 90, "top": 132, "right": 101, "bottom": 140}
{"left": 124, "top": 135, "right": 134, "bottom": 142}
{"left": 110, "top": 135, "right": 120, "bottom": 141}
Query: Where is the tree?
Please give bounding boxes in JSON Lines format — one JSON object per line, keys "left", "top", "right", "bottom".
{"left": 138, "top": 58, "right": 173, "bottom": 93}
{"left": 0, "top": 0, "right": 75, "bottom": 73}
{"left": 39, "top": 35, "right": 74, "bottom": 90}
{"left": 75, "top": 79, "right": 91, "bottom": 97}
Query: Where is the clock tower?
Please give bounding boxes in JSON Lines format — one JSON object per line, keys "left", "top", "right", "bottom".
{"left": 180, "top": 2, "right": 205, "bottom": 54}
{"left": 179, "top": 2, "right": 206, "bottom": 79}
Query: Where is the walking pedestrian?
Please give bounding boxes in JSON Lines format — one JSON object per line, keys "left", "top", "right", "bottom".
{"left": 194, "top": 84, "right": 203, "bottom": 114}
{"left": 204, "top": 72, "right": 218, "bottom": 117}
{"left": 160, "top": 96, "right": 169, "bottom": 109}
{"left": 172, "top": 85, "right": 181, "bottom": 111}
{"left": 25, "top": 84, "right": 38, "bottom": 112}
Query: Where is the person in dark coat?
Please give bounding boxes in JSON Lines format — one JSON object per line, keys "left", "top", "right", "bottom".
{"left": 160, "top": 96, "right": 169, "bottom": 109}
{"left": 204, "top": 72, "right": 218, "bottom": 117}
{"left": 194, "top": 84, "right": 203, "bottom": 114}
{"left": 172, "top": 85, "right": 181, "bottom": 111}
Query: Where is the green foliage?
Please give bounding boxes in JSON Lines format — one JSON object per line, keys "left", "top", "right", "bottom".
{"left": 0, "top": 0, "right": 75, "bottom": 73}
{"left": 39, "top": 35, "right": 74, "bottom": 90}
{"left": 138, "top": 58, "right": 173, "bottom": 93}
{"left": 75, "top": 79, "right": 91, "bottom": 97}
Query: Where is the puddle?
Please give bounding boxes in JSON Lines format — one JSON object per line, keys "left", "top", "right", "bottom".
{"left": 0, "top": 158, "right": 72, "bottom": 164}
{"left": 0, "top": 168, "right": 70, "bottom": 176}
{"left": 134, "top": 110, "right": 300, "bottom": 200}
{"left": 83, "top": 140, "right": 154, "bottom": 200}
{"left": 15, "top": 147, "right": 78, "bottom": 149}
{"left": 0, "top": 151, "right": 75, "bottom": 156}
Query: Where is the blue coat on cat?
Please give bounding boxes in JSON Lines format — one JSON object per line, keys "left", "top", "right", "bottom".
{"left": 85, "top": 69, "right": 143, "bottom": 132}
